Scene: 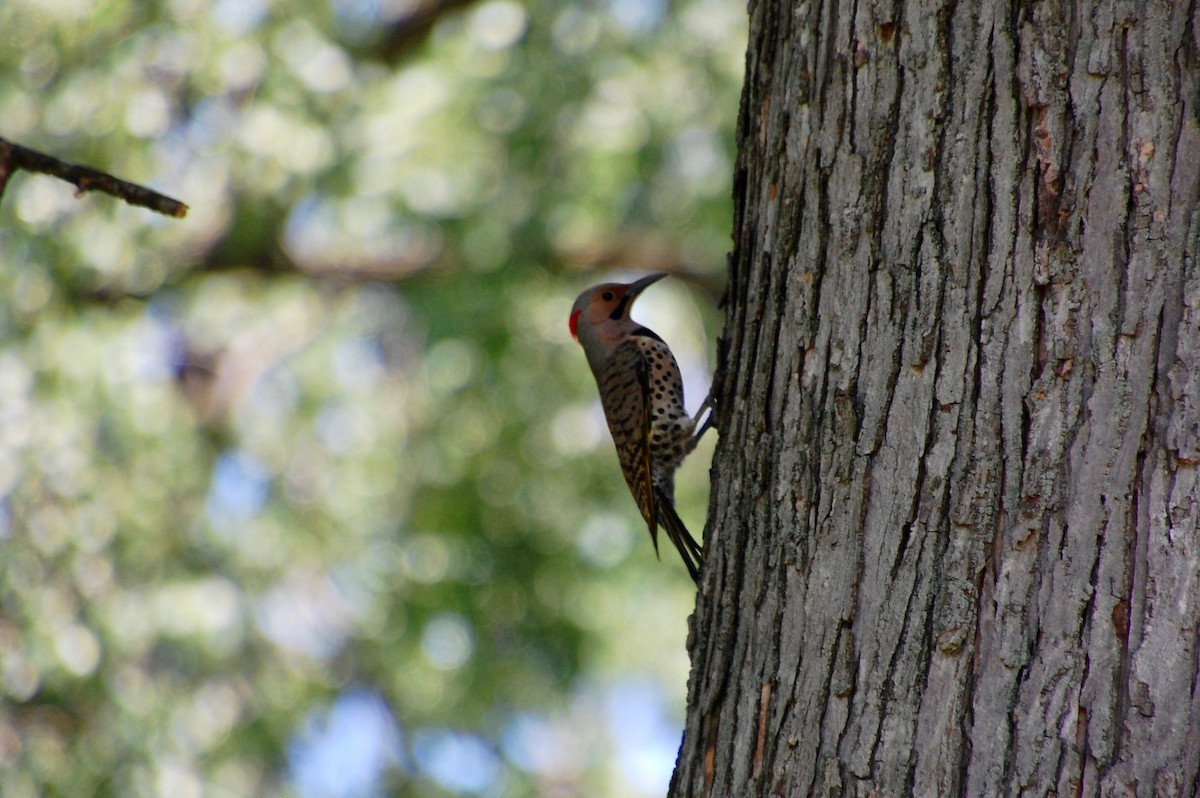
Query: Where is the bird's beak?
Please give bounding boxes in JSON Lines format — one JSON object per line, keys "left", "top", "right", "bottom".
{"left": 627, "top": 272, "right": 667, "bottom": 298}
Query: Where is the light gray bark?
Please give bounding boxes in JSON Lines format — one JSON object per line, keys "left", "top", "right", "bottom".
{"left": 673, "top": 1, "right": 1200, "bottom": 796}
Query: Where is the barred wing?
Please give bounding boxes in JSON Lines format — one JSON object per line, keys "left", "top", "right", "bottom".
{"left": 597, "top": 340, "right": 659, "bottom": 550}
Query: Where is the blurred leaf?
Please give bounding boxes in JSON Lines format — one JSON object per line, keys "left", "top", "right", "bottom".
{"left": 0, "top": 0, "right": 743, "bottom": 795}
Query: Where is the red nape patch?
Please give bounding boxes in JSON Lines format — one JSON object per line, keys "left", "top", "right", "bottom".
{"left": 569, "top": 309, "right": 581, "bottom": 338}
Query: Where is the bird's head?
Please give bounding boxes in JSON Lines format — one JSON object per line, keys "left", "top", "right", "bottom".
{"left": 569, "top": 272, "right": 665, "bottom": 339}
{"left": 569, "top": 272, "right": 666, "bottom": 372}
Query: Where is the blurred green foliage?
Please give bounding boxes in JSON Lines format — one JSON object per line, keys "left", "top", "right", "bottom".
{"left": 0, "top": 0, "right": 743, "bottom": 795}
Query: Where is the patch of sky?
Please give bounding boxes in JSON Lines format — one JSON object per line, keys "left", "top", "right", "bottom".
{"left": 606, "top": 679, "right": 680, "bottom": 794}
{"left": 206, "top": 450, "right": 271, "bottom": 526}
{"left": 290, "top": 689, "right": 406, "bottom": 798}
{"left": 607, "top": 0, "right": 665, "bottom": 33}
{"left": 213, "top": 0, "right": 268, "bottom": 35}
{"left": 412, "top": 728, "right": 503, "bottom": 795}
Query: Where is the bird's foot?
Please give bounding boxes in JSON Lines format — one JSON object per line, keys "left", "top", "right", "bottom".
{"left": 689, "top": 383, "right": 718, "bottom": 448}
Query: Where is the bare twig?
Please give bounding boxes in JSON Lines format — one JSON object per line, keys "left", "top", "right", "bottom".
{"left": 0, "top": 137, "right": 188, "bottom": 218}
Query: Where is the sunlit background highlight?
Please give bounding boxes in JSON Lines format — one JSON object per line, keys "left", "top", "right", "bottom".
{"left": 0, "top": 0, "right": 744, "bottom": 794}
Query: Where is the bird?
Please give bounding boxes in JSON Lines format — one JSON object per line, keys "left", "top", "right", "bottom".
{"left": 568, "top": 273, "right": 713, "bottom": 583}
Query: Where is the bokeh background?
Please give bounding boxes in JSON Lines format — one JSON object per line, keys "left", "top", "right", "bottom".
{"left": 0, "top": 0, "right": 743, "bottom": 795}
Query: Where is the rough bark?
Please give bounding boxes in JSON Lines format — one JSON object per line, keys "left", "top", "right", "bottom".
{"left": 674, "top": 1, "right": 1200, "bottom": 796}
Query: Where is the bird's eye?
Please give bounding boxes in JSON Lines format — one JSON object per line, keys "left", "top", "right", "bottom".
{"left": 602, "top": 291, "right": 615, "bottom": 301}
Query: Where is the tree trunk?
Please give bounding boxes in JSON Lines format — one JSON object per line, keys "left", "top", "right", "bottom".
{"left": 673, "top": 1, "right": 1200, "bottom": 796}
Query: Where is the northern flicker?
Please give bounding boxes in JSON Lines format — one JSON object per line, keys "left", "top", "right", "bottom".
{"left": 569, "top": 273, "right": 713, "bottom": 583}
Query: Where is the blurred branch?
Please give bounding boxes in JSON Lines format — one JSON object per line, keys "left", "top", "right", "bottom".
{"left": 46, "top": 214, "right": 445, "bottom": 311}
{"left": 0, "top": 137, "right": 188, "bottom": 218}
{"left": 377, "top": 0, "right": 480, "bottom": 62}
{"left": 560, "top": 231, "right": 727, "bottom": 301}
{"left": 561, "top": 232, "right": 687, "bottom": 275}
{"left": 194, "top": 220, "right": 447, "bottom": 283}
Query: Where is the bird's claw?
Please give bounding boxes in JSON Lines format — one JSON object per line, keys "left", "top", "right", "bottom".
{"left": 690, "top": 383, "right": 718, "bottom": 446}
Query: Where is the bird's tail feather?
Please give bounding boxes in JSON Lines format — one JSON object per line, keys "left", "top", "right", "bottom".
{"left": 654, "top": 487, "right": 703, "bottom": 584}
